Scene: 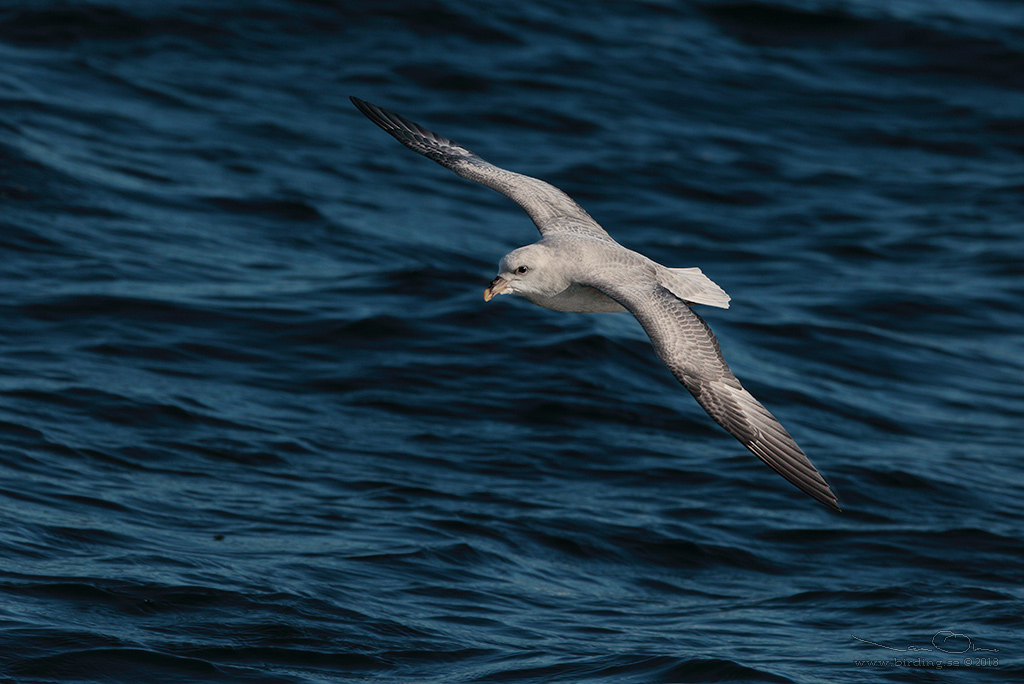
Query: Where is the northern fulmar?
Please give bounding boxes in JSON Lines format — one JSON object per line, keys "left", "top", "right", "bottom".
{"left": 351, "top": 96, "right": 840, "bottom": 512}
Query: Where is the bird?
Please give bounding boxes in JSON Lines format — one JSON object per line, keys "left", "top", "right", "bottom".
{"left": 350, "top": 96, "right": 840, "bottom": 512}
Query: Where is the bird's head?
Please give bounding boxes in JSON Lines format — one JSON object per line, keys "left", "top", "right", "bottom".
{"left": 484, "top": 243, "right": 567, "bottom": 302}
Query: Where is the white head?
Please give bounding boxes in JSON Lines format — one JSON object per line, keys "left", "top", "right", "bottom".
{"left": 483, "top": 243, "right": 569, "bottom": 303}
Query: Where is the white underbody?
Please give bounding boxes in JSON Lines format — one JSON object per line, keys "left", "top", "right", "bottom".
{"left": 518, "top": 262, "right": 731, "bottom": 313}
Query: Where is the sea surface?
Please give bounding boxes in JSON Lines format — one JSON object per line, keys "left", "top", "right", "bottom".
{"left": 1, "top": 1, "right": 1022, "bottom": 682}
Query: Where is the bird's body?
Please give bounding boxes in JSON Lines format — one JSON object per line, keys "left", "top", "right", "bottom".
{"left": 351, "top": 96, "right": 840, "bottom": 511}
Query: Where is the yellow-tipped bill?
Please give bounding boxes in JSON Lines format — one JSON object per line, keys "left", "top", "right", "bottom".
{"left": 483, "top": 276, "right": 510, "bottom": 301}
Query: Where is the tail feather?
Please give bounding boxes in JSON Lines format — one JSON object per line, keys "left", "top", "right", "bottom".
{"left": 661, "top": 266, "right": 731, "bottom": 309}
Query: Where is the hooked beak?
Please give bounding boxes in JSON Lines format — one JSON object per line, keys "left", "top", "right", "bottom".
{"left": 483, "top": 276, "right": 510, "bottom": 302}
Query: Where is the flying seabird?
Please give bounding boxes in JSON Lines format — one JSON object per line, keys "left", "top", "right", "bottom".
{"left": 351, "top": 96, "right": 840, "bottom": 511}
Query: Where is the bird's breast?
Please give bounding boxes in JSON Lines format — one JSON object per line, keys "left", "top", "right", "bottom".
{"left": 523, "top": 283, "right": 627, "bottom": 313}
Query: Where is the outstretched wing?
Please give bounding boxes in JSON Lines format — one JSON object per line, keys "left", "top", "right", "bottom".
{"left": 601, "top": 281, "right": 840, "bottom": 511}
{"left": 351, "top": 97, "right": 612, "bottom": 241}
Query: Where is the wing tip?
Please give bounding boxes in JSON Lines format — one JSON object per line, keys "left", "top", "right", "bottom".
{"left": 719, "top": 384, "right": 842, "bottom": 512}
{"left": 350, "top": 95, "right": 400, "bottom": 133}
{"left": 349, "top": 95, "right": 372, "bottom": 115}
{"left": 816, "top": 487, "right": 842, "bottom": 512}
{"left": 350, "top": 96, "right": 470, "bottom": 169}
{"left": 749, "top": 438, "right": 842, "bottom": 512}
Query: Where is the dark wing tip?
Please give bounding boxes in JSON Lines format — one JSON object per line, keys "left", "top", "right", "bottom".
{"left": 350, "top": 96, "right": 376, "bottom": 123}
{"left": 814, "top": 475, "right": 841, "bottom": 512}
{"left": 349, "top": 96, "right": 412, "bottom": 137}
{"left": 349, "top": 96, "right": 470, "bottom": 167}
{"left": 803, "top": 476, "right": 841, "bottom": 512}
{"left": 745, "top": 433, "right": 841, "bottom": 512}
{"left": 692, "top": 378, "right": 842, "bottom": 512}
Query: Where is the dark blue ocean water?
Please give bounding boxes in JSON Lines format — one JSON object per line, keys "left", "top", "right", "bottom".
{"left": 2, "top": 0, "right": 1023, "bottom": 681}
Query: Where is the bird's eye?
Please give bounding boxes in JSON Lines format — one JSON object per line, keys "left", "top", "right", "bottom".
{"left": 516, "top": 265, "right": 530, "bottom": 274}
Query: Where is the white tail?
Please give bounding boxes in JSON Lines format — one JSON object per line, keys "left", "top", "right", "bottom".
{"left": 660, "top": 266, "right": 731, "bottom": 308}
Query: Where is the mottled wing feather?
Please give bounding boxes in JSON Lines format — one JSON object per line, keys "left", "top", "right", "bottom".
{"left": 351, "top": 97, "right": 612, "bottom": 241}
{"left": 601, "top": 282, "right": 840, "bottom": 511}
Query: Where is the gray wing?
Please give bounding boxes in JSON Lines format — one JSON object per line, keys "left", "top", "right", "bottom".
{"left": 601, "top": 282, "right": 840, "bottom": 511}
{"left": 351, "top": 97, "right": 612, "bottom": 241}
